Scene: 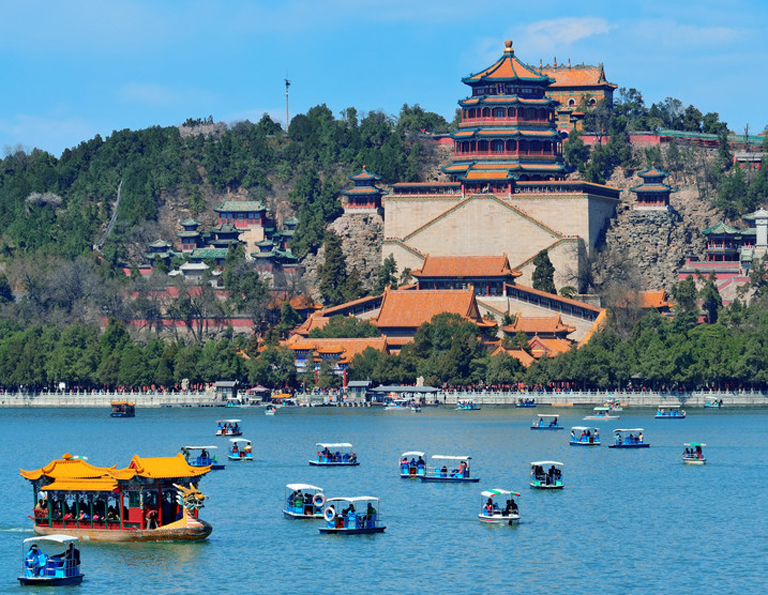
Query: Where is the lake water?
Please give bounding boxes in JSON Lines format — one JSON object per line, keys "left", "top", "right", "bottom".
{"left": 1, "top": 405, "right": 766, "bottom": 594}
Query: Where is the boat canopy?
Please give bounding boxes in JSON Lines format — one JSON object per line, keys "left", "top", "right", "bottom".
{"left": 536, "top": 414, "right": 559, "bottom": 418}
{"left": 111, "top": 401, "right": 135, "bottom": 406}
{"left": 530, "top": 460, "right": 564, "bottom": 467}
{"left": 481, "top": 489, "right": 521, "bottom": 498}
{"left": 659, "top": 405, "right": 682, "bottom": 408}
{"left": 182, "top": 445, "right": 218, "bottom": 450}
{"left": 593, "top": 406, "right": 610, "bottom": 411}
{"left": 229, "top": 438, "right": 251, "bottom": 445}
{"left": 316, "top": 442, "right": 353, "bottom": 448}
{"left": 432, "top": 455, "right": 471, "bottom": 461}
{"left": 325, "top": 496, "right": 379, "bottom": 504}
{"left": 571, "top": 426, "right": 598, "bottom": 431}
{"left": 401, "top": 451, "right": 425, "bottom": 458}
{"left": 23, "top": 535, "right": 79, "bottom": 547}
{"left": 285, "top": 483, "right": 323, "bottom": 491}
{"left": 217, "top": 419, "right": 241, "bottom": 423}
{"left": 613, "top": 428, "right": 644, "bottom": 433}
{"left": 684, "top": 442, "right": 706, "bottom": 447}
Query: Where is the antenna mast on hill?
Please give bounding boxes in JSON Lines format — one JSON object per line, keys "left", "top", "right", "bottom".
{"left": 285, "top": 77, "right": 291, "bottom": 131}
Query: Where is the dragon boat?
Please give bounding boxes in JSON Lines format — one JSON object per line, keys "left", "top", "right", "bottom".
{"left": 21, "top": 453, "right": 213, "bottom": 542}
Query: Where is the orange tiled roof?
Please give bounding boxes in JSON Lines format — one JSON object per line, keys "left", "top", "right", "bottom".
{"left": 463, "top": 171, "right": 513, "bottom": 180}
{"left": 20, "top": 454, "right": 133, "bottom": 481}
{"left": 501, "top": 314, "right": 575, "bottom": 335}
{"left": 540, "top": 64, "right": 616, "bottom": 89}
{"left": 528, "top": 335, "right": 572, "bottom": 357}
{"left": 412, "top": 255, "right": 521, "bottom": 279}
{"left": 41, "top": 478, "right": 119, "bottom": 492}
{"left": 284, "top": 336, "right": 389, "bottom": 359}
{"left": 128, "top": 454, "right": 210, "bottom": 478}
{"left": 638, "top": 290, "right": 671, "bottom": 309}
{"left": 374, "top": 289, "right": 492, "bottom": 329}
{"left": 491, "top": 346, "right": 536, "bottom": 367}
{"left": 292, "top": 313, "right": 330, "bottom": 337}
{"left": 464, "top": 40, "right": 549, "bottom": 84}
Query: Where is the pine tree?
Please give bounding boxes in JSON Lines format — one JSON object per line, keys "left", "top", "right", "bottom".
{"left": 532, "top": 250, "right": 556, "bottom": 294}
{"left": 374, "top": 254, "right": 398, "bottom": 293}
{"left": 318, "top": 231, "right": 348, "bottom": 306}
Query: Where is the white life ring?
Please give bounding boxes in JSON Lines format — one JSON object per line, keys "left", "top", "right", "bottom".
{"left": 313, "top": 492, "right": 326, "bottom": 507}
{"left": 323, "top": 506, "right": 335, "bottom": 522}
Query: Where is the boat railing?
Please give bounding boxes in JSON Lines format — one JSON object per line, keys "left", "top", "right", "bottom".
{"left": 327, "top": 512, "right": 381, "bottom": 530}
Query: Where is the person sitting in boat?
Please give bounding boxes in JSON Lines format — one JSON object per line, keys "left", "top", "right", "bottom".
{"left": 25, "top": 544, "right": 45, "bottom": 576}
{"left": 417, "top": 455, "right": 425, "bottom": 470}
{"left": 145, "top": 507, "right": 159, "bottom": 529}
{"left": 638, "top": 432, "right": 644, "bottom": 443}
{"left": 505, "top": 498, "right": 518, "bottom": 515}
{"left": 440, "top": 465, "right": 448, "bottom": 477}
{"left": 366, "top": 502, "right": 376, "bottom": 521}
{"left": 107, "top": 506, "right": 118, "bottom": 522}
{"left": 401, "top": 458, "right": 409, "bottom": 473}
{"left": 293, "top": 490, "right": 303, "bottom": 507}
{"left": 484, "top": 498, "right": 494, "bottom": 515}
{"left": 33, "top": 500, "right": 47, "bottom": 520}
{"left": 350, "top": 452, "right": 357, "bottom": 463}
{"left": 538, "top": 418, "right": 544, "bottom": 426}
{"left": 593, "top": 430, "right": 599, "bottom": 441}
{"left": 549, "top": 417, "right": 557, "bottom": 427}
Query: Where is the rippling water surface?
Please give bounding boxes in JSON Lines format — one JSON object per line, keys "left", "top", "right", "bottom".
{"left": 1, "top": 405, "right": 766, "bottom": 594}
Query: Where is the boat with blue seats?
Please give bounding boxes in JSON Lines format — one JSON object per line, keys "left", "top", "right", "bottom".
{"left": 584, "top": 406, "right": 619, "bottom": 421}
{"left": 569, "top": 426, "right": 600, "bottom": 446}
{"left": 609, "top": 428, "right": 649, "bottom": 448}
{"left": 529, "top": 461, "right": 564, "bottom": 489}
{"left": 181, "top": 445, "right": 225, "bottom": 470}
{"left": 19, "top": 535, "right": 84, "bottom": 586}
{"left": 399, "top": 451, "right": 427, "bottom": 478}
{"left": 682, "top": 442, "right": 706, "bottom": 465}
{"left": 530, "top": 414, "right": 564, "bottom": 430}
{"left": 478, "top": 489, "right": 520, "bottom": 524}
{"left": 319, "top": 496, "right": 385, "bottom": 534}
{"left": 420, "top": 455, "right": 480, "bottom": 483}
{"left": 515, "top": 398, "right": 536, "bottom": 408}
{"left": 215, "top": 419, "right": 242, "bottom": 436}
{"left": 265, "top": 405, "right": 277, "bottom": 416}
{"left": 455, "top": 400, "right": 481, "bottom": 411}
{"left": 283, "top": 484, "right": 325, "bottom": 519}
{"left": 704, "top": 400, "right": 724, "bottom": 409}
{"left": 110, "top": 401, "right": 135, "bottom": 418}
{"left": 309, "top": 443, "right": 359, "bottom": 466}
{"left": 227, "top": 438, "right": 253, "bottom": 461}
{"left": 655, "top": 405, "right": 686, "bottom": 419}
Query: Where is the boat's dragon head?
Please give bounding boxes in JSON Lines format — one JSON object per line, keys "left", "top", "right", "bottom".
{"left": 173, "top": 483, "right": 207, "bottom": 512}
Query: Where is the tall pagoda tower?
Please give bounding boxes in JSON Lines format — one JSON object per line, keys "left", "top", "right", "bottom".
{"left": 445, "top": 40, "right": 565, "bottom": 194}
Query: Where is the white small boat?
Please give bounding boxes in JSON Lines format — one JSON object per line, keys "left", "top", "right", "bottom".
{"left": 310, "top": 443, "right": 359, "bottom": 466}
{"left": 656, "top": 405, "right": 686, "bottom": 419}
{"left": 420, "top": 455, "right": 479, "bottom": 483}
{"left": 215, "top": 419, "right": 242, "bottom": 436}
{"left": 478, "top": 489, "right": 520, "bottom": 524}
{"left": 455, "top": 400, "right": 480, "bottom": 411}
{"left": 569, "top": 426, "right": 600, "bottom": 446}
{"left": 682, "top": 442, "right": 706, "bottom": 465}
{"left": 384, "top": 399, "right": 411, "bottom": 411}
{"left": 181, "top": 445, "right": 225, "bottom": 470}
{"left": 18, "top": 535, "right": 84, "bottom": 586}
{"left": 227, "top": 438, "right": 253, "bottom": 461}
{"left": 319, "top": 497, "right": 385, "bottom": 534}
{"left": 399, "top": 451, "right": 426, "bottom": 478}
{"left": 584, "top": 406, "right": 619, "bottom": 421}
{"left": 265, "top": 405, "right": 277, "bottom": 416}
{"left": 529, "top": 461, "right": 564, "bottom": 489}
{"left": 609, "top": 428, "right": 649, "bottom": 448}
{"left": 283, "top": 484, "right": 325, "bottom": 519}
{"left": 530, "top": 414, "right": 564, "bottom": 430}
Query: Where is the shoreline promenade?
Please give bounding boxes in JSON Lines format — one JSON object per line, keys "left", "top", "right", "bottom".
{"left": 1, "top": 388, "right": 767, "bottom": 408}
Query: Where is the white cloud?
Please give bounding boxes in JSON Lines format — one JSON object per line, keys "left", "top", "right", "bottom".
{"left": 515, "top": 17, "right": 612, "bottom": 59}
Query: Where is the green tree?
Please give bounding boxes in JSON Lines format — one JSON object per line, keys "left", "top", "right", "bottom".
{"left": 317, "top": 231, "right": 349, "bottom": 306}
{"left": 374, "top": 254, "right": 398, "bottom": 293}
{"left": 532, "top": 250, "right": 556, "bottom": 294}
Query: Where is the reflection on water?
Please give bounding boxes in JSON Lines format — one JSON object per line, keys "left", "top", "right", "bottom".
{"left": 1, "top": 406, "right": 766, "bottom": 594}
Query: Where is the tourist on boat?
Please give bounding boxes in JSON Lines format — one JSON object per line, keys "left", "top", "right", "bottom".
{"left": 638, "top": 432, "right": 644, "bottom": 443}
{"left": 25, "top": 544, "right": 45, "bottom": 576}
{"left": 145, "top": 507, "right": 159, "bottom": 529}
{"left": 417, "top": 455, "right": 425, "bottom": 469}
{"left": 441, "top": 465, "right": 448, "bottom": 477}
{"left": 33, "top": 500, "right": 47, "bottom": 520}
{"left": 484, "top": 498, "right": 493, "bottom": 515}
{"left": 366, "top": 502, "right": 376, "bottom": 520}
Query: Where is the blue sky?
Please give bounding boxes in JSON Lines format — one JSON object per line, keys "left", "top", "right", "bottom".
{"left": 2, "top": 0, "right": 767, "bottom": 157}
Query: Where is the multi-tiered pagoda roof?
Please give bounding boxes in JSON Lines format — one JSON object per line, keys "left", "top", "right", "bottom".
{"left": 446, "top": 40, "right": 566, "bottom": 189}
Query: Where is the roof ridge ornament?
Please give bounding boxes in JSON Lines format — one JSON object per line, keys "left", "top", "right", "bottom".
{"left": 504, "top": 40, "right": 514, "bottom": 55}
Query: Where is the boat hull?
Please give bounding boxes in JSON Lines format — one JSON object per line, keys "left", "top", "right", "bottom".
{"left": 569, "top": 440, "right": 601, "bottom": 446}
{"left": 283, "top": 510, "right": 323, "bottom": 519}
{"left": 319, "top": 526, "right": 385, "bottom": 535}
{"left": 227, "top": 456, "right": 253, "bottom": 462}
{"left": 478, "top": 513, "right": 519, "bottom": 524}
{"left": 655, "top": 415, "right": 686, "bottom": 419}
{"left": 309, "top": 461, "right": 359, "bottom": 466}
{"left": 609, "top": 444, "right": 650, "bottom": 449}
{"left": 530, "top": 426, "right": 565, "bottom": 430}
{"left": 682, "top": 457, "right": 706, "bottom": 465}
{"left": 584, "top": 415, "right": 619, "bottom": 421}
{"left": 529, "top": 482, "right": 563, "bottom": 490}
{"left": 32, "top": 519, "right": 212, "bottom": 542}
{"left": 18, "top": 575, "right": 84, "bottom": 586}
{"left": 420, "top": 475, "right": 480, "bottom": 483}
